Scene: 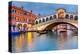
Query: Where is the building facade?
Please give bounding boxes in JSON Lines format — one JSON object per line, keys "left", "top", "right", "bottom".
{"left": 9, "top": 6, "right": 37, "bottom": 32}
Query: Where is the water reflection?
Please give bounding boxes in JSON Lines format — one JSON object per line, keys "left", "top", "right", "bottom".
{"left": 57, "top": 31, "right": 67, "bottom": 49}
{"left": 15, "top": 34, "right": 24, "bottom": 52}
{"left": 12, "top": 30, "right": 78, "bottom": 52}
{"left": 27, "top": 32, "right": 33, "bottom": 51}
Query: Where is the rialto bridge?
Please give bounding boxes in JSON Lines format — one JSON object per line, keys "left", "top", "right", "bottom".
{"left": 29, "top": 12, "right": 78, "bottom": 32}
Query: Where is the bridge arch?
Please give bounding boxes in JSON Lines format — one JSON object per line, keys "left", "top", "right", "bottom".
{"left": 35, "top": 20, "right": 38, "bottom": 24}
{"left": 50, "top": 16, "right": 53, "bottom": 20}
{"left": 43, "top": 21, "right": 78, "bottom": 31}
{"left": 65, "top": 14, "right": 69, "bottom": 19}
{"left": 39, "top": 19, "right": 42, "bottom": 23}
{"left": 74, "top": 16, "right": 78, "bottom": 20}
{"left": 53, "top": 15, "right": 57, "bottom": 19}
{"left": 46, "top": 17, "right": 49, "bottom": 21}
{"left": 70, "top": 15, "right": 73, "bottom": 20}
{"left": 42, "top": 18, "right": 45, "bottom": 22}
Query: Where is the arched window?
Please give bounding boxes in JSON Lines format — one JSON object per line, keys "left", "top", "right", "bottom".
{"left": 16, "top": 17, "right": 19, "bottom": 21}
{"left": 23, "top": 24, "right": 27, "bottom": 28}
{"left": 17, "top": 24, "right": 22, "bottom": 31}
{"left": 74, "top": 16, "right": 78, "bottom": 20}
{"left": 39, "top": 20, "right": 41, "bottom": 23}
{"left": 43, "top": 19, "right": 45, "bottom": 22}
{"left": 70, "top": 15, "right": 73, "bottom": 20}
{"left": 36, "top": 21, "right": 38, "bottom": 24}
{"left": 12, "top": 9, "right": 16, "bottom": 13}
{"left": 50, "top": 16, "right": 52, "bottom": 20}
{"left": 54, "top": 15, "right": 56, "bottom": 19}
{"left": 65, "top": 14, "right": 69, "bottom": 19}
{"left": 46, "top": 17, "right": 48, "bottom": 21}
{"left": 23, "top": 24, "right": 27, "bottom": 31}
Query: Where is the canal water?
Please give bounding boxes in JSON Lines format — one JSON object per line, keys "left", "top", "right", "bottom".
{"left": 12, "top": 30, "right": 78, "bottom": 53}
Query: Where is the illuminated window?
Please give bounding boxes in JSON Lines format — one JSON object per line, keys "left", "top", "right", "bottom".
{"left": 21, "top": 17, "right": 26, "bottom": 22}
{"left": 16, "top": 17, "right": 18, "bottom": 21}
{"left": 19, "top": 18, "right": 21, "bottom": 22}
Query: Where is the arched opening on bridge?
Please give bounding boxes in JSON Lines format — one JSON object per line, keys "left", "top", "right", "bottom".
{"left": 46, "top": 17, "right": 49, "bottom": 21}
{"left": 65, "top": 14, "right": 69, "bottom": 19}
{"left": 42, "top": 18, "right": 45, "bottom": 22}
{"left": 35, "top": 21, "right": 38, "bottom": 24}
{"left": 74, "top": 16, "right": 78, "bottom": 20}
{"left": 70, "top": 15, "right": 73, "bottom": 20}
{"left": 53, "top": 15, "right": 57, "bottom": 19}
{"left": 39, "top": 20, "right": 41, "bottom": 23}
{"left": 50, "top": 16, "right": 53, "bottom": 20}
{"left": 43, "top": 22, "right": 77, "bottom": 31}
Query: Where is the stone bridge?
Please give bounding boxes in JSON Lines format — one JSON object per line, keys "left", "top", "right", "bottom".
{"left": 30, "top": 19, "right": 78, "bottom": 31}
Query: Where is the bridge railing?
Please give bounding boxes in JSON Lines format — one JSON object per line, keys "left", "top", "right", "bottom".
{"left": 34, "top": 16, "right": 78, "bottom": 25}
{"left": 34, "top": 12, "right": 78, "bottom": 25}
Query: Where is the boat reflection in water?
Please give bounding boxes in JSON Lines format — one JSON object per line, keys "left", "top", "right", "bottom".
{"left": 12, "top": 29, "right": 78, "bottom": 53}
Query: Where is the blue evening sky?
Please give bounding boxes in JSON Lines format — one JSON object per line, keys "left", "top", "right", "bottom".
{"left": 11, "top": 1, "right": 78, "bottom": 16}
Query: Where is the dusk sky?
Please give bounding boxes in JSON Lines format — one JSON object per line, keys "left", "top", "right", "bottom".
{"left": 12, "top": 1, "right": 78, "bottom": 16}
